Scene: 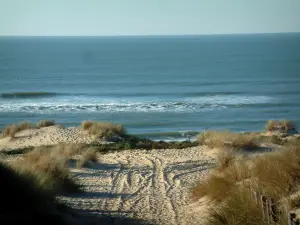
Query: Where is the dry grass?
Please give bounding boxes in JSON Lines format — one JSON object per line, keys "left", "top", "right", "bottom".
{"left": 1, "top": 121, "right": 32, "bottom": 138}
{"left": 36, "top": 120, "right": 55, "bottom": 128}
{"left": 81, "top": 120, "right": 94, "bottom": 130}
{"left": 195, "top": 144, "right": 300, "bottom": 224}
{"left": 197, "top": 130, "right": 258, "bottom": 150}
{"left": 265, "top": 120, "right": 297, "bottom": 133}
{"left": 10, "top": 145, "right": 81, "bottom": 194}
{"left": 81, "top": 120, "right": 126, "bottom": 140}
{"left": 0, "top": 162, "right": 69, "bottom": 225}
{"left": 206, "top": 184, "right": 289, "bottom": 225}
{"left": 76, "top": 148, "right": 98, "bottom": 168}
{"left": 193, "top": 173, "right": 235, "bottom": 201}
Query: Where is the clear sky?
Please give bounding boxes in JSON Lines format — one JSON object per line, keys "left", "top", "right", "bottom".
{"left": 0, "top": 0, "right": 300, "bottom": 36}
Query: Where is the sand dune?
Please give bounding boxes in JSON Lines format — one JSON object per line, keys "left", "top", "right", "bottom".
{"left": 0, "top": 126, "right": 216, "bottom": 224}
{"left": 0, "top": 126, "right": 103, "bottom": 151}
{"left": 59, "top": 147, "right": 215, "bottom": 225}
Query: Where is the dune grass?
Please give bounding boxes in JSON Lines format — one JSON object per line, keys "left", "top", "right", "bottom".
{"left": 36, "top": 120, "right": 55, "bottom": 128}
{"left": 197, "top": 130, "right": 259, "bottom": 150}
{"left": 194, "top": 143, "right": 300, "bottom": 225}
{"left": 0, "top": 162, "right": 70, "bottom": 225}
{"left": 1, "top": 120, "right": 56, "bottom": 138}
{"left": 10, "top": 145, "right": 82, "bottom": 195}
{"left": 81, "top": 120, "right": 126, "bottom": 140}
{"left": 76, "top": 148, "right": 98, "bottom": 168}
{"left": 206, "top": 183, "right": 289, "bottom": 225}
{"left": 1, "top": 121, "right": 32, "bottom": 138}
{"left": 265, "top": 120, "right": 297, "bottom": 133}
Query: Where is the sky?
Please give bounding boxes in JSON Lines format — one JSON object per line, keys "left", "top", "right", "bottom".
{"left": 0, "top": 0, "right": 300, "bottom": 36}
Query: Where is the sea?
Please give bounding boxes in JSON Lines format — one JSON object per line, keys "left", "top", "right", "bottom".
{"left": 0, "top": 33, "right": 299, "bottom": 141}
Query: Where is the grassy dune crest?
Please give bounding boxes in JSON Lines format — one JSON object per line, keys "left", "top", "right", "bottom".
{"left": 81, "top": 120, "right": 126, "bottom": 140}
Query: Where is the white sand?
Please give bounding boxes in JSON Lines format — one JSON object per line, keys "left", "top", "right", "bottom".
{"left": 60, "top": 147, "right": 215, "bottom": 225}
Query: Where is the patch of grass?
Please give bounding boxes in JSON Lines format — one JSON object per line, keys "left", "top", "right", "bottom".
{"left": 215, "top": 148, "right": 237, "bottom": 171}
{"left": 195, "top": 145, "right": 300, "bottom": 224}
{"left": 193, "top": 173, "right": 235, "bottom": 201}
{"left": 81, "top": 120, "right": 94, "bottom": 130}
{"left": 1, "top": 121, "right": 33, "bottom": 138}
{"left": 81, "top": 120, "right": 126, "bottom": 140}
{"left": 10, "top": 146, "right": 81, "bottom": 195}
{"left": 265, "top": 120, "right": 297, "bottom": 133}
{"left": 36, "top": 120, "right": 55, "bottom": 128}
{"left": 76, "top": 148, "right": 98, "bottom": 168}
{"left": 206, "top": 184, "right": 288, "bottom": 225}
{"left": 0, "top": 162, "right": 70, "bottom": 225}
{"left": 197, "top": 130, "right": 259, "bottom": 150}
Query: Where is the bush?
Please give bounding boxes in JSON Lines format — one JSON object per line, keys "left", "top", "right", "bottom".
{"left": 36, "top": 120, "right": 55, "bottom": 128}
{"left": 206, "top": 184, "right": 288, "bottom": 225}
{"left": 10, "top": 146, "right": 81, "bottom": 195}
{"left": 76, "top": 148, "right": 98, "bottom": 168}
{"left": 81, "top": 120, "right": 94, "bottom": 130}
{"left": 265, "top": 120, "right": 297, "bottom": 133}
{"left": 197, "top": 130, "right": 258, "bottom": 150}
{"left": 0, "top": 162, "right": 69, "bottom": 225}
{"left": 194, "top": 145, "right": 300, "bottom": 224}
{"left": 1, "top": 121, "right": 32, "bottom": 138}
{"left": 81, "top": 120, "right": 126, "bottom": 140}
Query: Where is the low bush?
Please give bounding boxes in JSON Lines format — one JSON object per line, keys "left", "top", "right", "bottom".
{"left": 10, "top": 146, "right": 81, "bottom": 195}
{"left": 1, "top": 121, "right": 32, "bottom": 138}
{"left": 0, "top": 162, "right": 70, "bottom": 225}
{"left": 76, "top": 148, "right": 98, "bottom": 168}
{"left": 265, "top": 120, "right": 297, "bottom": 133}
{"left": 81, "top": 120, "right": 126, "bottom": 140}
{"left": 36, "top": 120, "right": 55, "bottom": 128}
{"left": 197, "top": 130, "right": 258, "bottom": 150}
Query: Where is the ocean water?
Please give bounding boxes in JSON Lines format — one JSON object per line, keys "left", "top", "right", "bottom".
{"left": 0, "top": 34, "right": 300, "bottom": 141}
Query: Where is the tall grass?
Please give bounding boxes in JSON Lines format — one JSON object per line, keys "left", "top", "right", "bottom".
{"left": 265, "top": 120, "right": 297, "bottom": 133}
{"left": 81, "top": 120, "right": 126, "bottom": 140}
{"left": 76, "top": 148, "right": 98, "bottom": 168}
{"left": 194, "top": 144, "right": 300, "bottom": 225}
{"left": 197, "top": 130, "right": 258, "bottom": 150}
{"left": 36, "top": 120, "right": 55, "bottom": 128}
{"left": 10, "top": 145, "right": 82, "bottom": 195}
{"left": 0, "top": 162, "right": 70, "bottom": 225}
{"left": 1, "top": 121, "right": 32, "bottom": 138}
{"left": 206, "top": 184, "right": 289, "bottom": 225}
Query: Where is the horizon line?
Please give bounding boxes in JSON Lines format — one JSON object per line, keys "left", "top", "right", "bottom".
{"left": 0, "top": 31, "right": 300, "bottom": 37}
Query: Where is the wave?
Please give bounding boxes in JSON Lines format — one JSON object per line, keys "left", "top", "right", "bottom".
{"left": 0, "top": 95, "right": 274, "bottom": 113}
{"left": 0, "top": 92, "right": 61, "bottom": 99}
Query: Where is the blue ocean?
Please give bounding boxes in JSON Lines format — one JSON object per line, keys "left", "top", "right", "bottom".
{"left": 0, "top": 34, "right": 299, "bottom": 141}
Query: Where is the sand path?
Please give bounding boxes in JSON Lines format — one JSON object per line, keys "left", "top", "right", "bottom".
{"left": 60, "top": 147, "right": 215, "bottom": 225}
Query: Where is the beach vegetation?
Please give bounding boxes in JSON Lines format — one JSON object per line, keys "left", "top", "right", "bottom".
{"left": 194, "top": 144, "right": 300, "bottom": 224}
{"left": 265, "top": 120, "right": 297, "bottom": 133}
{"left": 0, "top": 162, "right": 70, "bottom": 225}
{"left": 9, "top": 145, "right": 81, "bottom": 195}
{"left": 1, "top": 121, "right": 32, "bottom": 138}
{"left": 76, "top": 148, "right": 98, "bottom": 168}
{"left": 197, "top": 130, "right": 259, "bottom": 150}
{"left": 81, "top": 120, "right": 126, "bottom": 140}
{"left": 36, "top": 120, "right": 55, "bottom": 128}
